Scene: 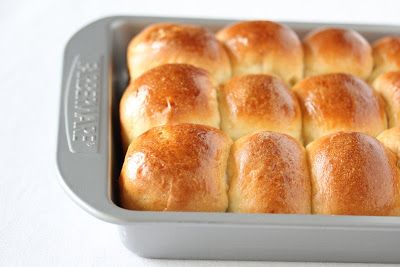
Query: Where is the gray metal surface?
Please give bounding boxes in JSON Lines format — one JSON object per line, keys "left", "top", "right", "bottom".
{"left": 56, "top": 16, "right": 400, "bottom": 262}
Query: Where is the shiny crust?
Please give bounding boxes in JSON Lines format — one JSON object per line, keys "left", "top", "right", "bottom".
{"left": 377, "top": 127, "right": 400, "bottom": 161}
{"left": 119, "top": 123, "right": 232, "bottom": 211}
{"left": 373, "top": 71, "right": 400, "bottom": 127}
{"left": 120, "top": 64, "right": 220, "bottom": 149}
{"left": 303, "top": 27, "right": 373, "bottom": 79}
{"left": 307, "top": 131, "right": 400, "bottom": 215}
{"left": 228, "top": 131, "right": 311, "bottom": 214}
{"left": 293, "top": 73, "right": 387, "bottom": 144}
{"left": 370, "top": 36, "right": 400, "bottom": 82}
{"left": 216, "top": 20, "right": 303, "bottom": 85}
{"left": 127, "top": 23, "right": 231, "bottom": 84}
{"left": 219, "top": 74, "right": 302, "bottom": 141}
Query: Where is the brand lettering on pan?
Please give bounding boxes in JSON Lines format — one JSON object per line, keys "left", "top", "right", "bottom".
{"left": 67, "top": 56, "right": 102, "bottom": 153}
{"left": 73, "top": 60, "right": 99, "bottom": 146}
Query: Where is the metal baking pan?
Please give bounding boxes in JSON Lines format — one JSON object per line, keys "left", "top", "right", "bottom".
{"left": 56, "top": 16, "right": 400, "bottom": 262}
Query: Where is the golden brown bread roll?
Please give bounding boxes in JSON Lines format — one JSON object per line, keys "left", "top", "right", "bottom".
{"left": 219, "top": 74, "right": 302, "bottom": 141}
{"left": 293, "top": 73, "right": 387, "bottom": 144}
{"left": 377, "top": 127, "right": 400, "bottom": 162}
{"left": 216, "top": 20, "right": 303, "bottom": 86}
{"left": 119, "top": 64, "right": 220, "bottom": 149}
{"left": 307, "top": 131, "right": 400, "bottom": 216}
{"left": 303, "top": 27, "right": 373, "bottom": 79}
{"left": 228, "top": 131, "right": 311, "bottom": 214}
{"left": 119, "top": 123, "right": 232, "bottom": 211}
{"left": 373, "top": 71, "right": 400, "bottom": 127}
{"left": 370, "top": 36, "right": 400, "bottom": 82}
{"left": 127, "top": 23, "right": 231, "bottom": 84}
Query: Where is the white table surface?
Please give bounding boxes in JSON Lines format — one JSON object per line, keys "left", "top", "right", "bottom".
{"left": 1, "top": 0, "right": 400, "bottom": 266}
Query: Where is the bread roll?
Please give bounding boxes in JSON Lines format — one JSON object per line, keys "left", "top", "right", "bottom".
{"left": 303, "top": 27, "right": 373, "bottom": 79}
{"left": 219, "top": 74, "right": 302, "bottom": 141}
{"left": 216, "top": 20, "right": 303, "bottom": 86}
{"left": 377, "top": 127, "right": 400, "bottom": 161}
{"left": 120, "top": 64, "right": 220, "bottom": 149}
{"left": 293, "top": 73, "right": 387, "bottom": 144}
{"left": 119, "top": 123, "right": 232, "bottom": 212}
{"left": 127, "top": 23, "right": 231, "bottom": 84}
{"left": 373, "top": 71, "right": 400, "bottom": 127}
{"left": 370, "top": 36, "right": 400, "bottom": 82}
{"left": 228, "top": 131, "right": 311, "bottom": 214}
{"left": 307, "top": 131, "right": 400, "bottom": 216}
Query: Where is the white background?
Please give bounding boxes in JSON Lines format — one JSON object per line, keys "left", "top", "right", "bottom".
{"left": 1, "top": 0, "right": 400, "bottom": 266}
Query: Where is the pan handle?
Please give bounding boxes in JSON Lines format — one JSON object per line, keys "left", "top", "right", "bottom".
{"left": 56, "top": 17, "right": 120, "bottom": 223}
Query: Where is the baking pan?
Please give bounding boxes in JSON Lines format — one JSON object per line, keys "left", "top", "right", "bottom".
{"left": 56, "top": 16, "right": 400, "bottom": 262}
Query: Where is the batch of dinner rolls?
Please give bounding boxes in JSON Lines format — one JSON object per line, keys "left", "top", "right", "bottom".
{"left": 119, "top": 20, "right": 400, "bottom": 216}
